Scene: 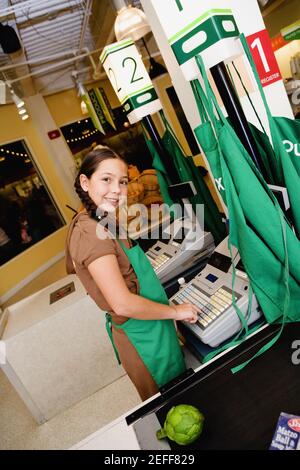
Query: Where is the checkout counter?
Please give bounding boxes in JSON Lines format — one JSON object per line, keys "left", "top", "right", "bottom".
{"left": 71, "top": 322, "right": 300, "bottom": 450}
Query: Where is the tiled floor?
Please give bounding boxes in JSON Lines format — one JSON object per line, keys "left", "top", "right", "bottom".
{"left": 0, "top": 257, "right": 200, "bottom": 450}
{"left": 0, "top": 348, "right": 199, "bottom": 450}
{"left": 0, "top": 367, "right": 141, "bottom": 450}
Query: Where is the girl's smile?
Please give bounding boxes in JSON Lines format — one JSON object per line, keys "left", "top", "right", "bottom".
{"left": 80, "top": 158, "right": 128, "bottom": 212}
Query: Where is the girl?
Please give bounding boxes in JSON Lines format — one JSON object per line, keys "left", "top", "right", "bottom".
{"left": 65, "top": 146, "right": 198, "bottom": 401}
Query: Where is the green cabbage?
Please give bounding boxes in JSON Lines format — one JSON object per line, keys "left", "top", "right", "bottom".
{"left": 156, "top": 404, "right": 204, "bottom": 446}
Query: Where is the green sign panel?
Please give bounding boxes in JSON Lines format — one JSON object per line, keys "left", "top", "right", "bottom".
{"left": 170, "top": 11, "right": 239, "bottom": 66}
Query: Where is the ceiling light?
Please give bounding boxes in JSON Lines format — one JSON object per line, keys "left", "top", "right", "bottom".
{"left": 10, "top": 89, "right": 24, "bottom": 108}
{"left": 18, "top": 108, "right": 27, "bottom": 115}
{"left": 142, "top": 38, "right": 167, "bottom": 79}
{"left": 148, "top": 57, "right": 168, "bottom": 79}
{"left": 114, "top": 5, "right": 151, "bottom": 41}
{"left": 21, "top": 114, "right": 29, "bottom": 121}
{"left": 0, "top": 23, "right": 22, "bottom": 54}
{"left": 81, "top": 99, "right": 88, "bottom": 115}
{"left": 77, "top": 81, "right": 86, "bottom": 97}
{"left": 258, "top": 0, "right": 269, "bottom": 6}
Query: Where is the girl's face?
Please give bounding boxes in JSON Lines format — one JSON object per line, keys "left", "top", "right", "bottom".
{"left": 80, "top": 158, "right": 128, "bottom": 213}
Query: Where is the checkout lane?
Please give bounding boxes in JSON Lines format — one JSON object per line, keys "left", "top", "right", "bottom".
{"left": 71, "top": 320, "right": 300, "bottom": 450}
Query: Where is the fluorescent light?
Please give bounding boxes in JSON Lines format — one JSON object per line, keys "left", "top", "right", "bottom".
{"left": 21, "top": 114, "right": 29, "bottom": 120}
{"left": 18, "top": 108, "right": 27, "bottom": 115}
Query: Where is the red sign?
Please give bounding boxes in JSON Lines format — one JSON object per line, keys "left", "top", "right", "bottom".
{"left": 246, "top": 29, "right": 282, "bottom": 87}
{"left": 48, "top": 129, "right": 61, "bottom": 139}
{"left": 271, "top": 33, "right": 289, "bottom": 52}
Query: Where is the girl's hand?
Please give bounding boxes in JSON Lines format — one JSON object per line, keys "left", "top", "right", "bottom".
{"left": 171, "top": 303, "right": 199, "bottom": 323}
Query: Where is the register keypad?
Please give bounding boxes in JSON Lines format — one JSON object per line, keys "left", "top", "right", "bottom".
{"left": 147, "top": 252, "right": 172, "bottom": 270}
{"left": 172, "top": 282, "right": 240, "bottom": 330}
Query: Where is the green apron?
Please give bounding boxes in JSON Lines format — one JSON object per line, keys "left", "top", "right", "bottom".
{"left": 105, "top": 238, "right": 186, "bottom": 388}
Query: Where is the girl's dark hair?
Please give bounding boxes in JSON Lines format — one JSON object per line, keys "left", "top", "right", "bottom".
{"left": 74, "top": 145, "right": 126, "bottom": 220}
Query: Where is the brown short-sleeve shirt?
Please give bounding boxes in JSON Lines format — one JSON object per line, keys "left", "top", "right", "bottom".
{"left": 65, "top": 211, "right": 139, "bottom": 324}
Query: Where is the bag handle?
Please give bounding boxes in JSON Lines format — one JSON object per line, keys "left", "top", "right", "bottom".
{"left": 158, "top": 109, "right": 188, "bottom": 157}
{"left": 191, "top": 79, "right": 210, "bottom": 124}
{"left": 194, "top": 54, "right": 228, "bottom": 128}
{"left": 239, "top": 34, "right": 284, "bottom": 180}
{"left": 231, "top": 61, "right": 267, "bottom": 136}
{"left": 239, "top": 34, "right": 276, "bottom": 131}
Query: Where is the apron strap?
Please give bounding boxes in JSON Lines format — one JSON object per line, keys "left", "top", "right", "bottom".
{"left": 105, "top": 313, "right": 121, "bottom": 365}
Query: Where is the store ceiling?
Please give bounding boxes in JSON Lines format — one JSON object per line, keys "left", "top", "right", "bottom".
{"left": 0, "top": 0, "right": 119, "bottom": 98}
{"left": 0, "top": 0, "right": 285, "bottom": 102}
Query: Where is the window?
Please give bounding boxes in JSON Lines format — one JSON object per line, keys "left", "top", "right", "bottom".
{"left": 0, "top": 139, "right": 65, "bottom": 266}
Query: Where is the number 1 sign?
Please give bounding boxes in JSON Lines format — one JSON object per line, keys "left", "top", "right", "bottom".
{"left": 246, "top": 29, "right": 282, "bottom": 88}
{"left": 100, "top": 39, "right": 162, "bottom": 124}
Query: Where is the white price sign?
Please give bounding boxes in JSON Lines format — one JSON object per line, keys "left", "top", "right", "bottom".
{"left": 100, "top": 39, "right": 162, "bottom": 124}
{"left": 149, "top": 0, "right": 242, "bottom": 80}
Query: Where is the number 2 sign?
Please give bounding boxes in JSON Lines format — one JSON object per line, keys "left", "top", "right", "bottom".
{"left": 100, "top": 39, "right": 162, "bottom": 124}
{"left": 246, "top": 29, "right": 282, "bottom": 88}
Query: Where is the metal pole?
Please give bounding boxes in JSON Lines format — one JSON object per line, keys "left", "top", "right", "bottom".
{"left": 142, "top": 115, "right": 180, "bottom": 184}
{"left": 210, "top": 61, "right": 269, "bottom": 182}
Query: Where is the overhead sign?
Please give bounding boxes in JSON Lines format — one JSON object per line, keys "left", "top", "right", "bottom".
{"left": 281, "top": 20, "right": 300, "bottom": 41}
{"left": 97, "top": 87, "right": 116, "bottom": 130}
{"left": 81, "top": 89, "right": 105, "bottom": 134}
{"left": 148, "top": 0, "right": 242, "bottom": 80}
{"left": 271, "top": 33, "right": 289, "bottom": 52}
{"left": 246, "top": 29, "right": 282, "bottom": 87}
{"left": 100, "top": 39, "right": 162, "bottom": 124}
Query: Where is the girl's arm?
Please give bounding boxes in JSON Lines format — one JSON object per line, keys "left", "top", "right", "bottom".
{"left": 88, "top": 254, "right": 198, "bottom": 323}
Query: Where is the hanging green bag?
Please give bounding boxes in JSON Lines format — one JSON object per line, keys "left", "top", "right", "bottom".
{"left": 236, "top": 34, "right": 300, "bottom": 237}
{"left": 143, "top": 136, "right": 175, "bottom": 209}
{"left": 275, "top": 117, "right": 300, "bottom": 177}
{"left": 142, "top": 113, "right": 226, "bottom": 243}
{"left": 193, "top": 53, "right": 300, "bottom": 370}
{"left": 192, "top": 78, "right": 227, "bottom": 205}
{"left": 159, "top": 113, "right": 225, "bottom": 244}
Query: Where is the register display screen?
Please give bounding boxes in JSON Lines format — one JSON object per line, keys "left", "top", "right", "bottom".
{"left": 208, "top": 251, "right": 232, "bottom": 273}
{"left": 206, "top": 273, "right": 218, "bottom": 283}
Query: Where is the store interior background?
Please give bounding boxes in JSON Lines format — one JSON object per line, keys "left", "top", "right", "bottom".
{"left": 0, "top": 0, "right": 300, "bottom": 450}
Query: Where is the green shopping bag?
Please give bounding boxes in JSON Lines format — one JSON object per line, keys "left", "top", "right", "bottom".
{"left": 192, "top": 79, "right": 227, "bottom": 205}
{"left": 143, "top": 113, "right": 226, "bottom": 243}
{"left": 237, "top": 34, "right": 300, "bottom": 237}
{"left": 144, "top": 136, "right": 175, "bottom": 209}
{"left": 193, "top": 53, "right": 300, "bottom": 370}
{"left": 271, "top": 117, "right": 300, "bottom": 177}
{"left": 191, "top": 65, "right": 277, "bottom": 205}
{"left": 160, "top": 113, "right": 226, "bottom": 244}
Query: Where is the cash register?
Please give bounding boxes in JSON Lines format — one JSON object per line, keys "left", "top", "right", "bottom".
{"left": 145, "top": 181, "right": 215, "bottom": 284}
{"left": 170, "top": 237, "right": 262, "bottom": 347}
